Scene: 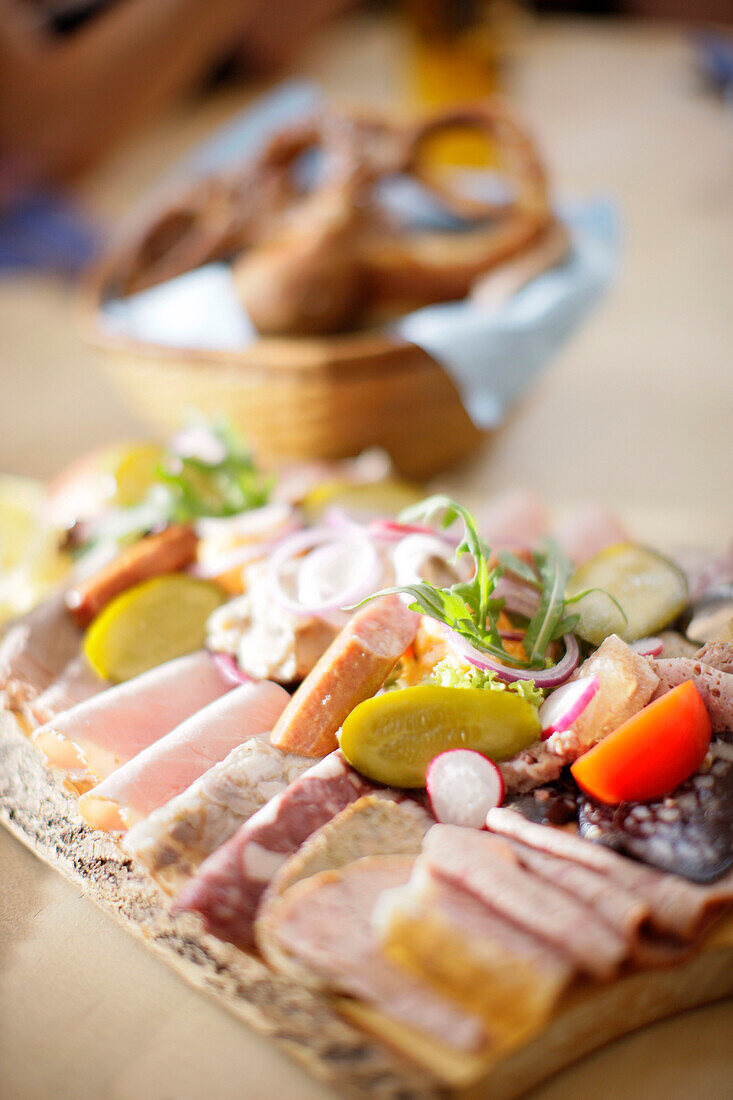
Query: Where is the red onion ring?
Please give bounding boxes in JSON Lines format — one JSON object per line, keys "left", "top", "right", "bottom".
{"left": 369, "top": 519, "right": 458, "bottom": 546}
{"left": 447, "top": 628, "right": 580, "bottom": 688}
{"left": 211, "top": 651, "right": 253, "bottom": 685}
{"left": 266, "top": 526, "right": 381, "bottom": 617}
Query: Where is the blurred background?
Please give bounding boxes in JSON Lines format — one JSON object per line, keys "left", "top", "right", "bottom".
{"left": 1, "top": 0, "right": 732, "bottom": 539}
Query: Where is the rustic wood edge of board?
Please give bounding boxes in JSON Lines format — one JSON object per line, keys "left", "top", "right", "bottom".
{"left": 2, "top": 708, "right": 732, "bottom": 1100}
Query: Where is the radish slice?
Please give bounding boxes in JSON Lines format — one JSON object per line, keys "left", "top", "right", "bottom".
{"left": 630, "top": 636, "right": 664, "bottom": 657}
{"left": 426, "top": 749, "right": 504, "bottom": 829}
{"left": 539, "top": 675, "right": 600, "bottom": 739}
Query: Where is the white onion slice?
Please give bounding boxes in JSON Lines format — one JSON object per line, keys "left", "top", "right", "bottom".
{"left": 195, "top": 502, "right": 297, "bottom": 542}
{"left": 538, "top": 675, "right": 600, "bottom": 739}
{"left": 392, "top": 533, "right": 457, "bottom": 586}
{"left": 189, "top": 540, "right": 272, "bottom": 579}
{"left": 630, "top": 636, "right": 664, "bottom": 657}
{"left": 427, "top": 749, "right": 504, "bottom": 829}
{"left": 266, "top": 527, "right": 382, "bottom": 616}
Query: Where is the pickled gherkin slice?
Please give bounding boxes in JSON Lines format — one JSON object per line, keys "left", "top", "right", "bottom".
{"left": 339, "top": 685, "right": 541, "bottom": 788}
{"left": 566, "top": 542, "right": 688, "bottom": 648}
{"left": 84, "top": 574, "right": 225, "bottom": 683}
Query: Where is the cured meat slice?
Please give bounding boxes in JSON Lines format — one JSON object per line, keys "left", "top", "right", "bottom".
{"left": 652, "top": 657, "right": 733, "bottom": 732}
{"left": 486, "top": 807, "right": 733, "bottom": 940}
{"left": 174, "top": 751, "right": 386, "bottom": 948}
{"left": 695, "top": 641, "right": 733, "bottom": 676}
{"left": 257, "top": 854, "right": 487, "bottom": 1053}
{"left": 123, "top": 737, "right": 313, "bottom": 893}
{"left": 579, "top": 739, "right": 733, "bottom": 884}
{"left": 33, "top": 651, "right": 232, "bottom": 788}
{"left": 423, "top": 824, "right": 628, "bottom": 980}
{"left": 27, "top": 655, "right": 107, "bottom": 725}
{"left": 261, "top": 795, "right": 433, "bottom": 912}
{"left": 78, "top": 680, "right": 290, "bottom": 831}
{"left": 374, "top": 855, "right": 572, "bottom": 1048}
{"left": 0, "top": 593, "right": 82, "bottom": 713}
{"left": 270, "top": 595, "right": 419, "bottom": 756}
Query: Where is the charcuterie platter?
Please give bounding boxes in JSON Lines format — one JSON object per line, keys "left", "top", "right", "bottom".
{"left": 2, "top": 428, "right": 732, "bottom": 1098}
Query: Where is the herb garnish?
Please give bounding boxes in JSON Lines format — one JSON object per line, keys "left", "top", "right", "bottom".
{"left": 74, "top": 422, "right": 272, "bottom": 558}
{"left": 156, "top": 424, "right": 273, "bottom": 522}
{"left": 361, "top": 495, "right": 624, "bottom": 672}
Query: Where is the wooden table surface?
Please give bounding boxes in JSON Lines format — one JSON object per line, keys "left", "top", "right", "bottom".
{"left": 1, "top": 14, "right": 732, "bottom": 1100}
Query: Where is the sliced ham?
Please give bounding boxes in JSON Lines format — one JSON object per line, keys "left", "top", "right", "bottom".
{"left": 486, "top": 808, "right": 733, "bottom": 941}
{"left": 270, "top": 594, "right": 418, "bottom": 756}
{"left": 123, "top": 736, "right": 313, "bottom": 893}
{"left": 260, "top": 795, "right": 433, "bottom": 915}
{"left": 477, "top": 489, "right": 549, "bottom": 549}
{"left": 257, "top": 854, "right": 487, "bottom": 1053}
{"left": 0, "top": 593, "right": 82, "bottom": 714}
{"left": 27, "top": 655, "right": 107, "bottom": 725}
{"left": 374, "top": 856, "right": 572, "bottom": 1046}
{"left": 78, "top": 680, "right": 290, "bottom": 831}
{"left": 33, "top": 650, "right": 232, "bottom": 789}
{"left": 423, "top": 824, "right": 628, "bottom": 980}
{"left": 552, "top": 506, "right": 627, "bottom": 566}
{"left": 652, "top": 657, "right": 733, "bottom": 732}
{"left": 174, "top": 750, "right": 386, "bottom": 948}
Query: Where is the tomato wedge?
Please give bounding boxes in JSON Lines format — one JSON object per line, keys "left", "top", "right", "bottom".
{"left": 571, "top": 680, "right": 711, "bottom": 805}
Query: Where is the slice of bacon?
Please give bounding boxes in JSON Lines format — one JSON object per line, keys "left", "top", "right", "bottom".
{"left": 65, "top": 524, "right": 198, "bottom": 628}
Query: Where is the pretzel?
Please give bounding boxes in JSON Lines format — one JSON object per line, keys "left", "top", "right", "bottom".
{"left": 110, "top": 102, "right": 554, "bottom": 332}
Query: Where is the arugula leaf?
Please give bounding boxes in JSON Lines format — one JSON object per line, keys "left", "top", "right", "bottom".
{"left": 156, "top": 423, "right": 273, "bottom": 522}
{"left": 522, "top": 539, "right": 574, "bottom": 665}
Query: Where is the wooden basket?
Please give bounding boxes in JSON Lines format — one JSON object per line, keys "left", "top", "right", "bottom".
{"left": 81, "top": 267, "right": 485, "bottom": 480}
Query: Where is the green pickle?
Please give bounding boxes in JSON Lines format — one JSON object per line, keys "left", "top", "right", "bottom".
{"left": 339, "top": 685, "right": 541, "bottom": 788}
{"left": 566, "top": 542, "right": 688, "bottom": 648}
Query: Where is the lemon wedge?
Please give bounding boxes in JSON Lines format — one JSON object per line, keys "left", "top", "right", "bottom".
{"left": 83, "top": 574, "right": 225, "bottom": 683}
{"left": 112, "top": 444, "right": 165, "bottom": 507}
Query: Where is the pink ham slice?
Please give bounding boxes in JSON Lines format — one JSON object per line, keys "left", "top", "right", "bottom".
{"left": 78, "top": 680, "right": 290, "bottom": 832}
{"left": 652, "top": 657, "right": 733, "bottom": 733}
{"left": 270, "top": 595, "right": 418, "bottom": 756}
{"left": 258, "top": 854, "right": 487, "bottom": 1053}
{"left": 174, "top": 750, "right": 386, "bottom": 949}
{"left": 486, "top": 808, "right": 733, "bottom": 941}
{"left": 0, "top": 593, "right": 84, "bottom": 716}
{"left": 33, "top": 650, "right": 232, "bottom": 789}
{"left": 423, "top": 824, "right": 628, "bottom": 980}
{"left": 27, "top": 656, "right": 107, "bottom": 725}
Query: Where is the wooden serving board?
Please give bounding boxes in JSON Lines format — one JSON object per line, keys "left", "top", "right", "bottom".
{"left": 2, "top": 709, "right": 732, "bottom": 1100}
